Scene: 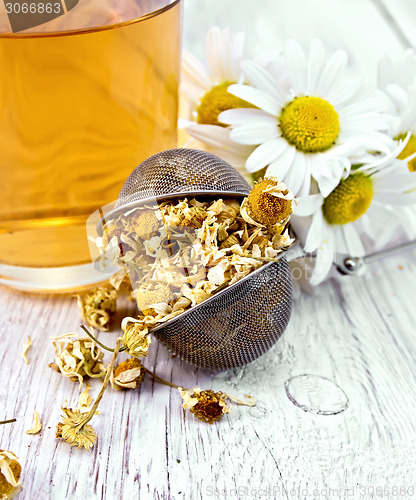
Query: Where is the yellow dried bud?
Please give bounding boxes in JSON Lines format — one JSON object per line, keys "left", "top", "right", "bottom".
{"left": 178, "top": 387, "right": 230, "bottom": 424}
{"left": 247, "top": 178, "right": 293, "bottom": 227}
{"left": 77, "top": 287, "right": 117, "bottom": 332}
{"left": 112, "top": 358, "right": 145, "bottom": 390}
{"left": 56, "top": 407, "right": 97, "bottom": 451}
{"left": 0, "top": 450, "right": 22, "bottom": 499}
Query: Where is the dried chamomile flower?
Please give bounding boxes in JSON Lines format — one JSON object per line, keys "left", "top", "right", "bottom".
{"left": 56, "top": 407, "right": 97, "bottom": 451}
{"left": 52, "top": 334, "right": 106, "bottom": 386}
{"left": 26, "top": 411, "right": 41, "bottom": 435}
{"left": 243, "top": 177, "right": 294, "bottom": 232}
{"left": 135, "top": 288, "right": 172, "bottom": 314}
{"left": 77, "top": 287, "right": 118, "bottom": 331}
{"left": 0, "top": 450, "right": 22, "bottom": 499}
{"left": 111, "top": 358, "right": 145, "bottom": 390}
{"left": 178, "top": 387, "right": 231, "bottom": 424}
{"left": 130, "top": 209, "right": 160, "bottom": 239}
{"left": 121, "top": 317, "right": 151, "bottom": 358}
{"left": 22, "top": 336, "right": 32, "bottom": 365}
{"left": 56, "top": 339, "right": 122, "bottom": 452}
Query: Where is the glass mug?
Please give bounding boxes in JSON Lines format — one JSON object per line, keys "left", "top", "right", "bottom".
{"left": 0, "top": 0, "right": 182, "bottom": 291}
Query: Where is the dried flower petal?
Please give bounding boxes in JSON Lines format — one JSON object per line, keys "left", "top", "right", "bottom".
{"left": 178, "top": 387, "right": 230, "bottom": 424}
{"left": 26, "top": 411, "right": 42, "bottom": 435}
{"left": 225, "top": 393, "right": 256, "bottom": 407}
{"left": 76, "top": 287, "right": 118, "bottom": 332}
{"left": 121, "top": 318, "right": 151, "bottom": 358}
{"left": 52, "top": 334, "right": 106, "bottom": 386}
{"left": 75, "top": 384, "right": 93, "bottom": 414}
{"left": 22, "top": 336, "right": 32, "bottom": 365}
{"left": 111, "top": 358, "right": 145, "bottom": 390}
{"left": 0, "top": 450, "right": 22, "bottom": 499}
{"left": 56, "top": 407, "right": 97, "bottom": 451}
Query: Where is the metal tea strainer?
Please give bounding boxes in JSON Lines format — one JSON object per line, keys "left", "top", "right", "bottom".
{"left": 96, "top": 148, "right": 416, "bottom": 371}
{"left": 97, "top": 148, "right": 293, "bottom": 371}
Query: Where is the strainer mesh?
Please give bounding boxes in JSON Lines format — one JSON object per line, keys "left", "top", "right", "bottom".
{"left": 116, "top": 148, "right": 251, "bottom": 206}
{"left": 152, "top": 259, "right": 292, "bottom": 370}
{"left": 112, "top": 148, "right": 293, "bottom": 371}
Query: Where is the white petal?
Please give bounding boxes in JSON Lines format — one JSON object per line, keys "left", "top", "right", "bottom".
{"left": 219, "top": 108, "right": 278, "bottom": 127}
{"left": 373, "top": 191, "right": 416, "bottom": 206}
{"left": 315, "top": 175, "right": 340, "bottom": 198}
{"left": 326, "top": 76, "right": 364, "bottom": 108}
{"left": 181, "top": 51, "right": 212, "bottom": 90}
{"left": 227, "top": 84, "right": 280, "bottom": 115}
{"left": 285, "top": 39, "right": 307, "bottom": 94}
{"left": 284, "top": 152, "right": 306, "bottom": 195}
{"left": 206, "top": 27, "right": 226, "bottom": 83}
{"left": 293, "top": 194, "right": 323, "bottom": 216}
{"left": 266, "top": 149, "right": 294, "bottom": 180}
{"left": 304, "top": 210, "right": 325, "bottom": 252}
{"left": 229, "top": 32, "right": 245, "bottom": 81}
{"left": 306, "top": 39, "right": 325, "bottom": 95}
{"left": 310, "top": 232, "right": 335, "bottom": 285}
{"left": 342, "top": 223, "right": 365, "bottom": 257}
{"left": 245, "top": 139, "right": 287, "bottom": 172}
{"left": 316, "top": 49, "right": 348, "bottom": 97}
{"left": 240, "top": 60, "right": 285, "bottom": 104}
{"left": 229, "top": 122, "right": 279, "bottom": 145}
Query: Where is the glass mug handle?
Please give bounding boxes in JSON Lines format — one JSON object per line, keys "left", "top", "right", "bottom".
{"left": 2, "top": 0, "right": 79, "bottom": 32}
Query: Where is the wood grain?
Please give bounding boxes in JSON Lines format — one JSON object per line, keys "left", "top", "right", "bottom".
{"left": 1, "top": 249, "right": 416, "bottom": 499}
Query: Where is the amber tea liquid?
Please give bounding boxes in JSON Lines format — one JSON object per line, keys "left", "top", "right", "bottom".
{"left": 0, "top": 0, "right": 181, "bottom": 290}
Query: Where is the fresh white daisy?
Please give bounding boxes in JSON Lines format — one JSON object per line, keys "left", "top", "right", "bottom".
{"left": 292, "top": 144, "right": 416, "bottom": 285}
{"left": 378, "top": 49, "right": 416, "bottom": 172}
{"left": 378, "top": 50, "right": 416, "bottom": 238}
{"left": 180, "top": 26, "right": 254, "bottom": 126}
{"left": 219, "top": 39, "right": 394, "bottom": 197}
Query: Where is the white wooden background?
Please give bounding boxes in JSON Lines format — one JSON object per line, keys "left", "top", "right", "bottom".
{"left": 1, "top": 1, "right": 416, "bottom": 499}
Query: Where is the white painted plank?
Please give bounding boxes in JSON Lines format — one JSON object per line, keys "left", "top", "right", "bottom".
{"left": 1, "top": 248, "right": 416, "bottom": 499}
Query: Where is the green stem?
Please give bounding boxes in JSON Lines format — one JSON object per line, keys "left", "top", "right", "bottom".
{"left": 80, "top": 325, "right": 127, "bottom": 353}
{"left": 0, "top": 419, "right": 16, "bottom": 425}
{"left": 144, "top": 367, "right": 181, "bottom": 390}
{"left": 76, "top": 338, "right": 122, "bottom": 432}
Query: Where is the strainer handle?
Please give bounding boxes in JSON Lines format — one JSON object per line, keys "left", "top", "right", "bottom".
{"left": 334, "top": 239, "right": 416, "bottom": 275}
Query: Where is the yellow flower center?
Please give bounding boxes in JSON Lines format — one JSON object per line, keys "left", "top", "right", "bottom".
{"left": 247, "top": 178, "right": 293, "bottom": 226}
{"left": 395, "top": 133, "right": 416, "bottom": 172}
{"left": 323, "top": 173, "right": 373, "bottom": 225}
{"left": 279, "top": 96, "right": 340, "bottom": 153}
{"left": 197, "top": 81, "right": 255, "bottom": 127}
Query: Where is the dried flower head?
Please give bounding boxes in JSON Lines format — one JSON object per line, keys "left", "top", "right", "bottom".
{"left": 111, "top": 358, "right": 145, "bottom": 390}
{"left": 0, "top": 450, "right": 22, "bottom": 499}
{"left": 178, "top": 387, "right": 231, "bottom": 424}
{"left": 121, "top": 318, "right": 151, "bottom": 358}
{"left": 245, "top": 177, "right": 294, "bottom": 230}
{"left": 130, "top": 210, "right": 160, "bottom": 240}
{"left": 52, "top": 334, "right": 106, "bottom": 385}
{"left": 77, "top": 287, "right": 118, "bottom": 332}
{"left": 56, "top": 407, "right": 97, "bottom": 451}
